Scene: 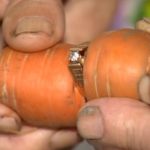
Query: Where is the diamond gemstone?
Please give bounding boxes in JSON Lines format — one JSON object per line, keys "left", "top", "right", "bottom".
{"left": 69, "top": 51, "right": 80, "bottom": 62}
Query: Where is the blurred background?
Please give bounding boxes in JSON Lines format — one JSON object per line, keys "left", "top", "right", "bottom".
{"left": 111, "top": 0, "right": 150, "bottom": 29}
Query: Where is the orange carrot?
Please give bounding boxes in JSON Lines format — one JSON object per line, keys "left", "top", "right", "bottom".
{"left": 0, "top": 43, "right": 85, "bottom": 128}
{"left": 84, "top": 29, "right": 150, "bottom": 100}
{"left": 0, "top": 28, "right": 149, "bottom": 128}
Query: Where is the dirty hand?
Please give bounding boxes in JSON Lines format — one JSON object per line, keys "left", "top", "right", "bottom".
{"left": 77, "top": 98, "right": 150, "bottom": 150}
{"left": 0, "top": 103, "right": 80, "bottom": 150}
{"left": 0, "top": 0, "right": 118, "bottom": 51}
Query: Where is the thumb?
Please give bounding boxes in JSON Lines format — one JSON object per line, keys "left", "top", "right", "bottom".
{"left": 77, "top": 98, "right": 150, "bottom": 150}
{"left": 2, "top": 0, "right": 64, "bottom": 52}
{"left": 0, "top": 103, "right": 22, "bottom": 133}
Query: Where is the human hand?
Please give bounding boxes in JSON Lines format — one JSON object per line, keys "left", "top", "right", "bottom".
{"left": 0, "top": 0, "right": 118, "bottom": 51}
{"left": 77, "top": 97, "right": 150, "bottom": 150}
{"left": 0, "top": 103, "right": 80, "bottom": 150}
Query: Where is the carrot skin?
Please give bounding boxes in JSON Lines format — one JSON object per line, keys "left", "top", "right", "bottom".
{"left": 0, "top": 43, "right": 85, "bottom": 128}
{"left": 0, "top": 29, "right": 149, "bottom": 128}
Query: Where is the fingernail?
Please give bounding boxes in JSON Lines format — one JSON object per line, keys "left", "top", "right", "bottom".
{"left": 136, "top": 18, "right": 150, "bottom": 32}
{"left": 77, "top": 106, "right": 104, "bottom": 139}
{"left": 0, "top": 116, "right": 21, "bottom": 133}
{"left": 139, "top": 75, "right": 150, "bottom": 104}
{"left": 15, "top": 16, "right": 52, "bottom": 36}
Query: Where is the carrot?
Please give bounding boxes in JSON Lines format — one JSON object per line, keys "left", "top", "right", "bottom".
{"left": 0, "top": 43, "right": 85, "bottom": 128}
{"left": 0, "top": 28, "right": 149, "bottom": 128}
{"left": 84, "top": 28, "right": 150, "bottom": 100}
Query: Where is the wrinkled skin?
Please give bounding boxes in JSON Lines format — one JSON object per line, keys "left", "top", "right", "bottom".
{"left": 77, "top": 98, "right": 150, "bottom": 150}
{"left": 0, "top": 0, "right": 118, "bottom": 51}
{"left": 0, "top": 103, "right": 80, "bottom": 150}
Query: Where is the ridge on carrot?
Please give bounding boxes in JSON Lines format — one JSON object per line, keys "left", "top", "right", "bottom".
{"left": 0, "top": 28, "right": 149, "bottom": 128}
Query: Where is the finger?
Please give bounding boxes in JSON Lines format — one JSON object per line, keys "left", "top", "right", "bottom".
{"left": 64, "top": 0, "right": 118, "bottom": 44}
{"left": 2, "top": 0, "right": 65, "bottom": 52}
{"left": 0, "top": 126, "right": 54, "bottom": 150}
{"left": 12, "top": 127, "right": 79, "bottom": 150}
{"left": 93, "top": 144, "right": 122, "bottom": 150}
{"left": 139, "top": 75, "right": 150, "bottom": 104}
{"left": 89, "top": 141, "right": 124, "bottom": 150}
{"left": 0, "top": 0, "right": 10, "bottom": 19}
{"left": 77, "top": 98, "right": 150, "bottom": 150}
{"left": 136, "top": 18, "right": 150, "bottom": 33}
{"left": 50, "top": 129, "right": 81, "bottom": 149}
{"left": 0, "top": 27, "right": 6, "bottom": 50}
{"left": 0, "top": 103, "right": 21, "bottom": 133}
